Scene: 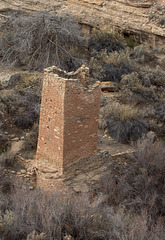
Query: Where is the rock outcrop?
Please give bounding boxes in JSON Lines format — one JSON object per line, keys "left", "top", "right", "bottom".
{"left": 1, "top": 0, "right": 164, "bottom": 50}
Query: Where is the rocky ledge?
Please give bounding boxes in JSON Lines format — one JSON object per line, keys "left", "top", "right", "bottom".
{"left": 0, "top": 0, "right": 164, "bottom": 51}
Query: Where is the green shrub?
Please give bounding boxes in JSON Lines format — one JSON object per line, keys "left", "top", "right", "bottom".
{"left": 131, "top": 45, "right": 145, "bottom": 63}
{"left": 121, "top": 71, "right": 140, "bottom": 87}
{"left": 7, "top": 72, "right": 43, "bottom": 93}
{"left": 125, "top": 36, "right": 139, "bottom": 48}
{"left": 107, "top": 117, "right": 148, "bottom": 143}
{"left": 7, "top": 73, "right": 23, "bottom": 89}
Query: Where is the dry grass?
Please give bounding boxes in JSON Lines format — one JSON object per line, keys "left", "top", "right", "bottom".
{"left": 100, "top": 48, "right": 131, "bottom": 66}
{"left": 108, "top": 103, "right": 138, "bottom": 121}
{"left": 99, "top": 102, "right": 138, "bottom": 131}
{"left": 0, "top": 177, "right": 165, "bottom": 239}
{"left": 105, "top": 103, "right": 148, "bottom": 143}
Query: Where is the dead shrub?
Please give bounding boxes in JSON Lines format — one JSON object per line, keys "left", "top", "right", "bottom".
{"left": 121, "top": 72, "right": 159, "bottom": 103}
{"left": 155, "top": 101, "right": 165, "bottom": 123}
{"left": 26, "top": 123, "right": 39, "bottom": 149}
{"left": 99, "top": 139, "right": 165, "bottom": 223}
{"left": 126, "top": 140, "right": 165, "bottom": 216}
{"left": 0, "top": 176, "right": 13, "bottom": 195}
{"left": 131, "top": 45, "right": 158, "bottom": 66}
{"left": 0, "top": 179, "right": 165, "bottom": 240}
{"left": 139, "top": 66, "right": 165, "bottom": 87}
{"left": 1, "top": 187, "right": 96, "bottom": 240}
{"left": 90, "top": 49, "right": 134, "bottom": 82}
{"left": 102, "top": 62, "right": 132, "bottom": 82}
{"left": 89, "top": 28, "right": 124, "bottom": 53}
{"left": 14, "top": 115, "right": 34, "bottom": 129}
{"left": 0, "top": 169, "right": 14, "bottom": 195}
{"left": 0, "top": 89, "right": 40, "bottom": 129}
{"left": 0, "top": 153, "right": 15, "bottom": 168}
{"left": 0, "top": 11, "right": 82, "bottom": 71}
{"left": 133, "top": 139, "right": 165, "bottom": 174}
{"left": 158, "top": 16, "right": 165, "bottom": 26}
{"left": 0, "top": 130, "right": 8, "bottom": 147}
{"left": 99, "top": 174, "right": 126, "bottom": 206}
{"left": 107, "top": 118, "right": 148, "bottom": 143}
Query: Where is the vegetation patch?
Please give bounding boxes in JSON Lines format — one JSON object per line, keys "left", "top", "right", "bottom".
{"left": 0, "top": 11, "right": 83, "bottom": 71}
{"left": 0, "top": 10, "right": 165, "bottom": 240}
{"left": 90, "top": 48, "right": 134, "bottom": 82}
{"left": 0, "top": 140, "right": 165, "bottom": 240}
{"left": 125, "top": 36, "right": 139, "bottom": 48}
{"left": 0, "top": 71, "right": 42, "bottom": 133}
{"left": 158, "top": 16, "right": 165, "bottom": 26}
{"left": 89, "top": 28, "right": 125, "bottom": 54}
{"left": 0, "top": 131, "right": 7, "bottom": 147}
{"left": 106, "top": 104, "right": 148, "bottom": 143}
{"left": 26, "top": 123, "right": 39, "bottom": 149}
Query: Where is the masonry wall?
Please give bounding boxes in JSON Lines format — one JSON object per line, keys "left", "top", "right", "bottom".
{"left": 36, "top": 71, "right": 65, "bottom": 171}
{"left": 63, "top": 80, "right": 101, "bottom": 168}
{"left": 36, "top": 66, "right": 101, "bottom": 173}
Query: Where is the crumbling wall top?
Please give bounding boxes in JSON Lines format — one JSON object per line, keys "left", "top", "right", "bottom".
{"left": 44, "top": 65, "right": 89, "bottom": 79}
{"left": 44, "top": 65, "right": 100, "bottom": 89}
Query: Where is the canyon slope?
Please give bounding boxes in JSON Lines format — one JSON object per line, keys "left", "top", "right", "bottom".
{"left": 0, "top": 0, "right": 165, "bottom": 50}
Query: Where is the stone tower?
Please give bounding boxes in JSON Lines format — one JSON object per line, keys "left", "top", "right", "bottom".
{"left": 36, "top": 65, "right": 101, "bottom": 174}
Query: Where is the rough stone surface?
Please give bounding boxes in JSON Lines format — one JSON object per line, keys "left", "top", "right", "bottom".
{"left": 1, "top": 0, "right": 164, "bottom": 51}
{"left": 20, "top": 169, "right": 26, "bottom": 174}
{"left": 36, "top": 65, "right": 101, "bottom": 173}
{"left": 11, "top": 137, "right": 19, "bottom": 141}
